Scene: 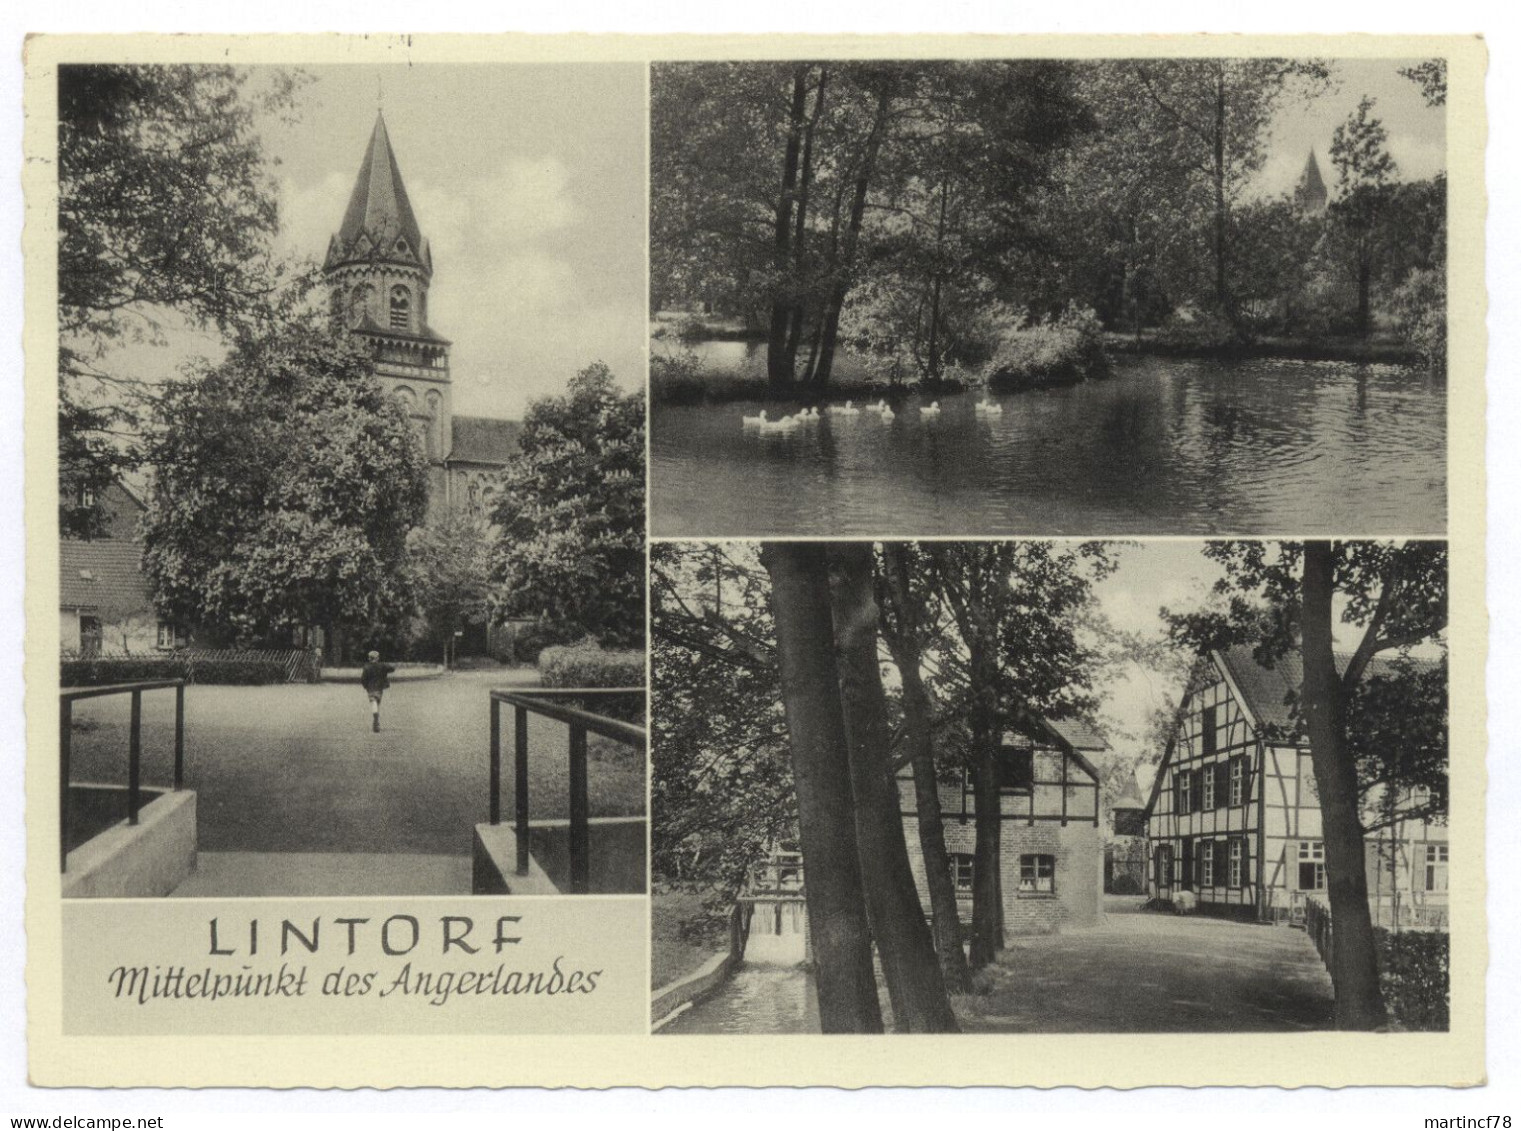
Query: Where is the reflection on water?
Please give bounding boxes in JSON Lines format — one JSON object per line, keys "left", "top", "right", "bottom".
{"left": 660, "top": 965, "right": 820, "bottom": 1035}
{"left": 650, "top": 352, "right": 1446, "bottom": 536}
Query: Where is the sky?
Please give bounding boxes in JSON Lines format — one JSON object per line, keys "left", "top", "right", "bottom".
{"left": 1256, "top": 57, "right": 1447, "bottom": 197}
{"left": 259, "top": 63, "right": 648, "bottom": 419}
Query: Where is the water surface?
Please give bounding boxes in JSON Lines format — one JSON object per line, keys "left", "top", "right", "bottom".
{"left": 650, "top": 353, "right": 1446, "bottom": 537}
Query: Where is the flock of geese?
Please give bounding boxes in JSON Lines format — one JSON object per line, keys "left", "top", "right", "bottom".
{"left": 741, "top": 397, "right": 1004, "bottom": 433}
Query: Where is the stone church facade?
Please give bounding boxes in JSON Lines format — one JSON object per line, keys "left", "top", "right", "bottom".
{"left": 325, "top": 113, "right": 520, "bottom": 520}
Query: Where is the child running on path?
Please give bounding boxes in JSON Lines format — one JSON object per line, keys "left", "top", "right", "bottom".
{"left": 360, "top": 650, "right": 396, "bottom": 732}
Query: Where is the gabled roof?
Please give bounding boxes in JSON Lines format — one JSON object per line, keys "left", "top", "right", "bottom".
{"left": 60, "top": 539, "right": 152, "bottom": 612}
{"left": 327, "top": 113, "right": 430, "bottom": 274}
{"left": 1218, "top": 644, "right": 1441, "bottom": 738}
{"left": 1047, "top": 718, "right": 1109, "bottom": 753}
{"left": 1141, "top": 644, "right": 1443, "bottom": 820}
{"left": 447, "top": 415, "right": 522, "bottom": 466}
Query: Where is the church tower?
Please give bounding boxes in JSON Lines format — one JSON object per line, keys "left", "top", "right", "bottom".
{"left": 325, "top": 113, "right": 452, "bottom": 503}
{"left": 1293, "top": 149, "right": 1329, "bottom": 215}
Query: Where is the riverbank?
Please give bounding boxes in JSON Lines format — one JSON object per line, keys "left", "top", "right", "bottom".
{"left": 652, "top": 884, "right": 729, "bottom": 991}
{"left": 1105, "top": 330, "right": 1422, "bottom": 366}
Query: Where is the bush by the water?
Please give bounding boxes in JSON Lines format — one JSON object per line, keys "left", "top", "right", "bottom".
{"left": 1377, "top": 928, "right": 1449, "bottom": 1031}
{"left": 984, "top": 304, "right": 1109, "bottom": 391}
{"left": 1391, "top": 266, "right": 1446, "bottom": 373}
{"left": 62, "top": 655, "right": 288, "bottom": 687}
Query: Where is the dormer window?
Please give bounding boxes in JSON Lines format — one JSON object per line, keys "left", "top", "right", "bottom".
{"left": 390, "top": 285, "right": 411, "bottom": 331}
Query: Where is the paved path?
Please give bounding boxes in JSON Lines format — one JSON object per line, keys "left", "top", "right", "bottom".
{"left": 663, "top": 898, "right": 1334, "bottom": 1034}
{"left": 960, "top": 898, "right": 1335, "bottom": 1032}
{"left": 68, "top": 670, "right": 646, "bottom": 863}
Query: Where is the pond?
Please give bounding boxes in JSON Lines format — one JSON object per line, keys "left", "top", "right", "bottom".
{"left": 649, "top": 349, "right": 1446, "bottom": 537}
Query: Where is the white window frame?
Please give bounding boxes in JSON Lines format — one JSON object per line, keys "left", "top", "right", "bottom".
{"left": 1297, "top": 840, "right": 1326, "bottom": 891}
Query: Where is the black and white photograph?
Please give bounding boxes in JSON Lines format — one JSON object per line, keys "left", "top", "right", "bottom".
{"left": 651, "top": 540, "right": 1449, "bottom": 1035}
{"left": 14, "top": 28, "right": 1491, "bottom": 1097}
{"left": 648, "top": 58, "right": 1449, "bottom": 537}
{"left": 55, "top": 62, "right": 649, "bottom": 900}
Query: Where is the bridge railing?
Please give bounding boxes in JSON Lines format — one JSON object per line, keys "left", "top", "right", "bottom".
{"left": 488, "top": 687, "right": 646, "bottom": 894}
{"left": 59, "top": 679, "right": 186, "bottom": 872}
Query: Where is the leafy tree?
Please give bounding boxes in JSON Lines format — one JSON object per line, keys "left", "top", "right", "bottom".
{"left": 1164, "top": 540, "right": 1447, "bottom": 1029}
{"left": 1328, "top": 97, "right": 1399, "bottom": 338}
{"left": 650, "top": 542, "right": 795, "bottom": 898}
{"left": 406, "top": 512, "right": 493, "bottom": 667}
{"left": 488, "top": 363, "right": 644, "bottom": 649}
{"left": 140, "top": 319, "right": 427, "bottom": 650}
{"left": 927, "top": 541, "right": 1115, "bottom": 966}
{"left": 1102, "top": 59, "right": 1330, "bottom": 332}
{"left": 58, "top": 63, "right": 305, "bottom": 536}
{"left": 1399, "top": 59, "right": 1448, "bottom": 107}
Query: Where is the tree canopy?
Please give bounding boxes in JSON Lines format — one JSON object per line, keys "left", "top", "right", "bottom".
{"left": 58, "top": 63, "right": 306, "bottom": 536}
{"left": 488, "top": 363, "right": 645, "bottom": 649}
{"left": 140, "top": 319, "right": 427, "bottom": 645}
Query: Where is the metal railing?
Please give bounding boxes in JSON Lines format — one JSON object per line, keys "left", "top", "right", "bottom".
{"left": 488, "top": 687, "right": 645, "bottom": 894}
{"left": 59, "top": 679, "right": 186, "bottom": 872}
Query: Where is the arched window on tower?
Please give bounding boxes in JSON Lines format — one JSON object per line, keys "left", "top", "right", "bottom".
{"left": 390, "top": 285, "right": 411, "bottom": 332}
{"left": 329, "top": 286, "right": 346, "bottom": 323}
{"left": 349, "top": 284, "right": 374, "bottom": 328}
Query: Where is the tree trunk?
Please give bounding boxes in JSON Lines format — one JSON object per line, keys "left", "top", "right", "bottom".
{"left": 1357, "top": 253, "right": 1373, "bottom": 339}
{"left": 879, "top": 545, "right": 972, "bottom": 992}
{"left": 765, "top": 66, "right": 809, "bottom": 389}
{"left": 968, "top": 676, "right": 1003, "bottom": 969}
{"left": 809, "top": 82, "right": 894, "bottom": 387}
{"left": 1301, "top": 540, "right": 1388, "bottom": 1030}
{"left": 1212, "top": 68, "right": 1232, "bottom": 327}
{"left": 782, "top": 68, "right": 828, "bottom": 375}
{"left": 758, "top": 542, "right": 883, "bottom": 1034}
{"left": 827, "top": 544, "right": 960, "bottom": 1032}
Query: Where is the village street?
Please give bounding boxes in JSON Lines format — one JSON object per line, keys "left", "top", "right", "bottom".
{"left": 662, "top": 897, "right": 1335, "bottom": 1034}
{"left": 66, "top": 669, "right": 648, "bottom": 895}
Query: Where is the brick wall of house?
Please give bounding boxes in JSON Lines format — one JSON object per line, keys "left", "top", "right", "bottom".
{"left": 903, "top": 815, "right": 1101, "bottom": 936}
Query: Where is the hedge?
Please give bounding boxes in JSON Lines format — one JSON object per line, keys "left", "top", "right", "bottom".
{"left": 1377, "top": 928, "right": 1449, "bottom": 1031}
{"left": 61, "top": 656, "right": 288, "bottom": 687}
{"left": 538, "top": 640, "right": 645, "bottom": 724}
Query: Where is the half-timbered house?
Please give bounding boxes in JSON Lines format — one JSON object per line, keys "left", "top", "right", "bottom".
{"left": 1143, "top": 645, "right": 1448, "bottom": 925}
{"left": 898, "top": 718, "right": 1107, "bottom": 935}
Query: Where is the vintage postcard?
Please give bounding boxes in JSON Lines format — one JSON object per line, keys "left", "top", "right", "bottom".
{"left": 23, "top": 33, "right": 1486, "bottom": 1088}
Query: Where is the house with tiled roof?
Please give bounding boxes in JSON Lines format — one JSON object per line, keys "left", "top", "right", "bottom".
{"left": 325, "top": 113, "right": 520, "bottom": 521}
{"left": 1142, "top": 644, "right": 1447, "bottom": 925}
{"left": 895, "top": 713, "right": 1107, "bottom": 935}
{"left": 59, "top": 481, "right": 185, "bottom": 656}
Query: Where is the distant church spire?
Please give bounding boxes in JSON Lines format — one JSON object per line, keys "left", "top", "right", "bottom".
{"left": 1294, "top": 149, "right": 1328, "bottom": 214}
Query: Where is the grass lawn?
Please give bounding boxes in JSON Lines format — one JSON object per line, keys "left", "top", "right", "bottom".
{"left": 651, "top": 884, "right": 729, "bottom": 991}
{"left": 66, "top": 669, "right": 646, "bottom": 858}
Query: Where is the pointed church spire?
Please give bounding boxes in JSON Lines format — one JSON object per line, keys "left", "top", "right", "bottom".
{"left": 1295, "top": 148, "right": 1328, "bottom": 213}
{"left": 326, "top": 113, "right": 429, "bottom": 274}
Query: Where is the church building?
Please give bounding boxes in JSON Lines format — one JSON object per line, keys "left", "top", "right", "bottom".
{"left": 324, "top": 113, "right": 521, "bottom": 519}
